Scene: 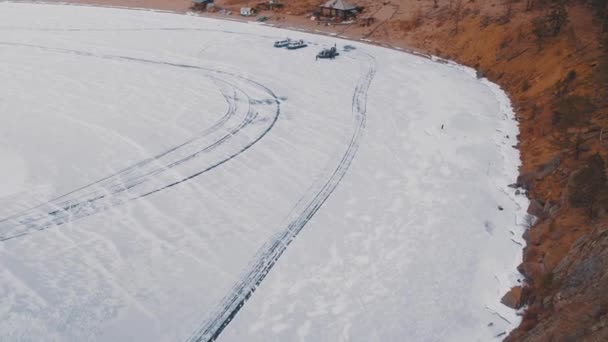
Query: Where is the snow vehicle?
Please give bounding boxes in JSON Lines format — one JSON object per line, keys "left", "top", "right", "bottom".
{"left": 316, "top": 46, "right": 340, "bottom": 59}
{"left": 273, "top": 38, "right": 292, "bottom": 48}
{"left": 286, "top": 40, "right": 307, "bottom": 50}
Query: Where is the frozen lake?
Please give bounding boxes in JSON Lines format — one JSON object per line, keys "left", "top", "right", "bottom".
{"left": 0, "top": 3, "right": 527, "bottom": 341}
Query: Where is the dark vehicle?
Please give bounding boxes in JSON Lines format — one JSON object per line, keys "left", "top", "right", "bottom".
{"left": 274, "top": 38, "right": 292, "bottom": 48}
{"left": 286, "top": 40, "right": 307, "bottom": 49}
{"left": 316, "top": 46, "right": 339, "bottom": 59}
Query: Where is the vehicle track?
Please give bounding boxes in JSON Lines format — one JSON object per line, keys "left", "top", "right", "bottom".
{"left": 186, "top": 52, "right": 376, "bottom": 342}
{"left": 0, "top": 26, "right": 281, "bottom": 40}
{"left": 1, "top": 25, "right": 377, "bottom": 342}
{"left": 0, "top": 77, "right": 239, "bottom": 223}
{"left": 0, "top": 43, "right": 281, "bottom": 241}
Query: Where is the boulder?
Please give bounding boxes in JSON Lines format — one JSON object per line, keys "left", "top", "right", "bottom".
{"left": 519, "top": 261, "right": 543, "bottom": 280}
{"left": 535, "top": 154, "right": 561, "bottom": 180}
{"left": 548, "top": 204, "right": 560, "bottom": 217}
{"left": 516, "top": 172, "right": 535, "bottom": 190}
{"left": 513, "top": 155, "right": 562, "bottom": 209}
{"left": 542, "top": 201, "right": 560, "bottom": 218}
{"left": 501, "top": 286, "right": 524, "bottom": 309}
{"left": 527, "top": 199, "right": 545, "bottom": 218}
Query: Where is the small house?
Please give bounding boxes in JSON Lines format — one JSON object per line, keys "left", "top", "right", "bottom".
{"left": 319, "top": 0, "right": 357, "bottom": 20}
{"left": 240, "top": 7, "right": 256, "bottom": 16}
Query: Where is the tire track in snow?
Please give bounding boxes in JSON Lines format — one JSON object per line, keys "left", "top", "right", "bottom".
{"left": 1, "top": 30, "right": 376, "bottom": 342}
{"left": 186, "top": 52, "right": 376, "bottom": 342}
{"left": 0, "top": 43, "right": 281, "bottom": 241}
{"left": 0, "top": 26, "right": 281, "bottom": 40}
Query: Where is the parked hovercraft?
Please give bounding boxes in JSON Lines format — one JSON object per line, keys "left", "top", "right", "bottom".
{"left": 316, "top": 46, "right": 340, "bottom": 59}
{"left": 286, "top": 39, "right": 307, "bottom": 50}
{"left": 274, "top": 38, "right": 292, "bottom": 48}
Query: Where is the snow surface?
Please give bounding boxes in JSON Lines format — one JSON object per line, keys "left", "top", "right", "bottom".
{"left": 0, "top": 2, "right": 528, "bottom": 341}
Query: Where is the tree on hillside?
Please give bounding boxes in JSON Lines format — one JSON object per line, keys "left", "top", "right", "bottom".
{"left": 604, "top": 8, "right": 608, "bottom": 32}
{"left": 532, "top": 16, "right": 549, "bottom": 50}
{"left": 604, "top": 0, "right": 608, "bottom": 32}
{"left": 452, "top": 0, "right": 464, "bottom": 34}
{"left": 589, "top": 0, "right": 608, "bottom": 19}
{"left": 552, "top": 95, "right": 595, "bottom": 132}
{"left": 530, "top": 1, "right": 570, "bottom": 50}
{"left": 504, "top": 0, "right": 514, "bottom": 20}
{"left": 546, "top": 0, "right": 569, "bottom": 36}
{"left": 589, "top": 0, "right": 608, "bottom": 31}
{"left": 597, "top": 53, "right": 608, "bottom": 87}
{"left": 552, "top": 94, "right": 595, "bottom": 159}
{"left": 526, "top": 0, "right": 536, "bottom": 11}
{"left": 569, "top": 153, "right": 608, "bottom": 219}
{"left": 555, "top": 70, "right": 577, "bottom": 96}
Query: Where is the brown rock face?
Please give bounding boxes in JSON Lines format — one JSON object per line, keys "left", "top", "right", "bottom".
{"left": 535, "top": 154, "right": 561, "bottom": 181}
{"left": 519, "top": 261, "right": 544, "bottom": 281}
{"left": 506, "top": 226, "right": 608, "bottom": 342}
{"left": 517, "top": 172, "right": 535, "bottom": 190}
{"left": 502, "top": 286, "right": 524, "bottom": 309}
{"left": 527, "top": 199, "right": 545, "bottom": 219}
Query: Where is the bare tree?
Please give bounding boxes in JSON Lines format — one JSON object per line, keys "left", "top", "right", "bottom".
{"left": 504, "top": 0, "right": 514, "bottom": 19}
{"left": 574, "top": 132, "right": 583, "bottom": 160}
{"left": 525, "top": 0, "right": 535, "bottom": 11}
{"left": 569, "top": 153, "right": 608, "bottom": 219}
{"left": 531, "top": 16, "right": 548, "bottom": 51}
{"left": 602, "top": 0, "right": 608, "bottom": 32}
{"left": 546, "top": 0, "right": 569, "bottom": 36}
{"left": 453, "top": 0, "right": 464, "bottom": 34}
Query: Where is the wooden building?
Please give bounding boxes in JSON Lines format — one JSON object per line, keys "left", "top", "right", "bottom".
{"left": 319, "top": 0, "right": 357, "bottom": 20}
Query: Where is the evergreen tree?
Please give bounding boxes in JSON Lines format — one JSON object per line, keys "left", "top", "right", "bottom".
{"left": 546, "top": 0, "right": 569, "bottom": 36}
{"left": 569, "top": 153, "right": 608, "bottom": 218}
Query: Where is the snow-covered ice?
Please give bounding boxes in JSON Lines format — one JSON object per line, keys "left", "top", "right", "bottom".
{"left": 0, "top": 2, "right": 528, "bottom": 341}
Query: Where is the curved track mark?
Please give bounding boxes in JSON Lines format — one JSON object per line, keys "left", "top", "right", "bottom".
{"left": 186, "top": 53, "right": 376, "bottom": 342}
{"left": 0, "top": 43, "right": 281, "bottom": 241}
